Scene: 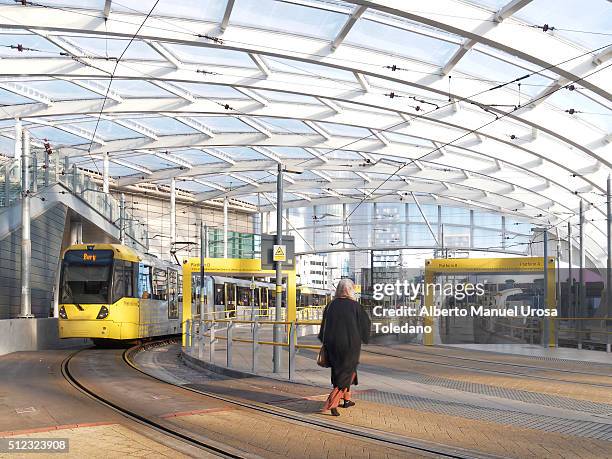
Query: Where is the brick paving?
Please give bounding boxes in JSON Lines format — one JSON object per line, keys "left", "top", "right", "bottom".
{"left": 169, "top": 334, "right": 612, "bottom": 458}
{"left": 169, "top": 409, "right": 419, "bottom": 459}
{"left": 0, "top": 424, "right": 194, "bottom": 459}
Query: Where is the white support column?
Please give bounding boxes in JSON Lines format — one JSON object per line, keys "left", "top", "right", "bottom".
{"left": 170, "top": 177, "right": 176, "bottom": 244}
{"left": 102, "top": 152, "right": 110, "bottom": 194}
{"left": 14, "top": 119, "right": 22, "bottom": 161}
{"left": 19, "top": 130, "right": 33, "bottom": 318}
{"left": 223, "top": 196, "right": 229, "bottom": 258}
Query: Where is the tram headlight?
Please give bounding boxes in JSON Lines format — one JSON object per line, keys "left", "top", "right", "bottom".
{"left": 59, "top": 306, "right": 68, "bottom": 319}
{"left": 96, "top": 306, "right": 109, "bottom": 320}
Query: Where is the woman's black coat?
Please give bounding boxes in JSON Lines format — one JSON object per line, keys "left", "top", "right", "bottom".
{"left": 318, "top": 297, "right": 371, "bottom": 390}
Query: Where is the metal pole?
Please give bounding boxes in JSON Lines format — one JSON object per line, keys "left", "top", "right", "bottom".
{"left": 44, "top": 149, "right": 50, "bottom": 187}
{"left": 543, "top": 229, "right": 549, "bottom": 347}
{"left": 102, "top": 152, "right": 110, "bottom": 194}
{"left": 273, "top": 162, "right": 283, "bottom": 373}
{"left": 227, "top": 321, "right": 233, "bottom": 368}
{"left": 223, "top": 197, "right": 229, "bottom": 258}
{"left": 251, "top": 275, "right": 255, "bottom": 323}
{"left": 578, "top": 200, "right": 585, "bottom": 349}
{"left": 252, "top": 317, "right": 259, "bottom": 373}
{"left": 555, "top": 227, "right": 561, "bottom": 347}
{"left": 119, "top": 193, "right": 126, "bottom": 244}
{"left": 198, "top": 318, "right": 204, "bottom": 360}
{"left": 170, "top": 177, "right": 176, "bottom": 244}
{"left": 19, "top": 130, "right": 33, "bottom": 318}
{"left": 567, "top": 222, "right": 572, "bottom": 320}
{"left": 4, "top": 162, "right": 10, "bottom": 206}
{"left": 209, "top": 323, "right": 216, "bottom": 362}
{"left": 200, "top": 222, "right": 207, "bottom": 318}
{"left": 607, "top": 175, "right": 611, "bottom": 353}
{"left": 14, "top": 119, "right": 22, "bottom": 161}
{"left": 71, "top": 163, "right": 77, "bottom": 192}
{"left": 289, "top": 322, "right": 296, "bottom": 380}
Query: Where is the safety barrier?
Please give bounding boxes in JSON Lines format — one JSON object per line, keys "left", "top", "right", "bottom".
{"left": 184, "top": 313, "right": 322, "bottom": 381}
{"left": 475, "top": 316, "right": 610, "bottom": 351}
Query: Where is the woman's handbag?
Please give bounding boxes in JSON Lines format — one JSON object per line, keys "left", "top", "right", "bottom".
{"left": 317, "top": 345, "right": 330, "bottom": 368}
{"left": 317, "top": 314, "right": 330, "bottom": 368}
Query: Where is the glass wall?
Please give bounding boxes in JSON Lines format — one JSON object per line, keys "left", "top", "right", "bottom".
{"left": 279, "top": 203, "right": 533, "bottom": 256}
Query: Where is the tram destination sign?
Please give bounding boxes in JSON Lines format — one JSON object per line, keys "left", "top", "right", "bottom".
{"left": 261, "top": 234, "right": 295, "bottom": 270}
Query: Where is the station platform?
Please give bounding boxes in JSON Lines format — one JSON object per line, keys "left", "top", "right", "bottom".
{"left": 0, "top": 335, "right": 610, "bottom": 458}
{"left": 177, "top": 327, "right": 612, "bottom": 458}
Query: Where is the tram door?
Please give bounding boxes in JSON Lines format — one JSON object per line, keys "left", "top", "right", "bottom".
{"left": 224, "top": 282, "right": 237, "bottom": 318}
{"left": 260, "top": 287, "right": 269, "bottom": 317}
{"left": 191, "top": 274, "right": 212, "bottom": 318}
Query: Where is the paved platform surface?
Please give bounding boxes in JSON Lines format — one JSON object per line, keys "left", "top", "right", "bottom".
{"left": 178, "top": 326, "right": 612, "bottom": 458}
{"left": 0, "top": 351, "right": 202, "bottom": 458}
{"left": 2, "top": 424, "right": 186, "bottom": 459}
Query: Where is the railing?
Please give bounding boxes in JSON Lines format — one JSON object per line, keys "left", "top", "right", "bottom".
{"left": 0, "top": 154, "right": 148, "bottom": 248}
{"left": 184, "top": 309, "right": 322, "bottom": 381}
{"left": 476, "top": 316, "right": 611, "bottom": 350}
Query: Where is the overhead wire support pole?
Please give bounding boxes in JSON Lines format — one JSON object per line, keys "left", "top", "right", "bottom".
{"left": 200, "top": 221, "right": 207, "bottom": 319}
{"left": 578, "top": 200, "right": 585, "bottom": 349}
{"left": 273, "top": 162, "right": 283, "bottom": 373}
{"left": 607, "top": 174, "right": 611, "bottom": 353}
{"left": 543, "top": 229, "right": 549, "bottom": 347}
{"left": 19, "top": 129, "right": 33, "bottom": 319}
{"left": 170, "top": 177, "right": 176, "bottom": 245}
{"left": 567, "top": 221, "right": 572, "bottom": 320}
{"left": 119, "top": 193, "right": 126, "bottom": 245}
{"left": 223, "top": 197, "right": 228, "bottom": 259}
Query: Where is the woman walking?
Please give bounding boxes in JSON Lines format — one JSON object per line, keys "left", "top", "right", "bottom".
{"left": 318, "top": 279, "right": 371, "bottom": 416}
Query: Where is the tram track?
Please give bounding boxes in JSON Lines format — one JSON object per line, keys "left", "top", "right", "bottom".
{"left": 61, "top": 349, "right": 248, "bottom": 458}
{"left": 372, "top": 344, "right": 612, "bottom": 375}
{"left": 361, "top": 346, "right": 612, "bottom": 389}
{"left": 126, "top": 339, "right": 503, "bottom": 459}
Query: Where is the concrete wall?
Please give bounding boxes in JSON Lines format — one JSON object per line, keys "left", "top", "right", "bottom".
{"left": 0, "top": 318, "right": 89, "bottom": 356}
{"left": 0, "top": 204, "right": 68, "bottom": 319}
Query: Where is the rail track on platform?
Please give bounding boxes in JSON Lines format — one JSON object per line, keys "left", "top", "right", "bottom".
{"left": 360, "top": 346, "right": 612, "bottom": 388}
{"left": 124, "top": 339, "right": 502, "bottom": 459}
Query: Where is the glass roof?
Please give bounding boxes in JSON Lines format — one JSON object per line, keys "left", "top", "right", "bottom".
{"left": 0, "top": 0, "right": 609, "bottom": 265}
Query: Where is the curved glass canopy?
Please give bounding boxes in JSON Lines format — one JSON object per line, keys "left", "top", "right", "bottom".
{"left": 0, "top": 0, "right": 609, "bottom": 265}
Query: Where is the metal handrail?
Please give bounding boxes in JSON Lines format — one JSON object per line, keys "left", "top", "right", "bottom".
{"left": 185, "top": 315, "right": 323, "bottom": 380}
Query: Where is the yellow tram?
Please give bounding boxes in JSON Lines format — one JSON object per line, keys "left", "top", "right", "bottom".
{"left": 58, "top": 243, "right": 182, "bottom": 344}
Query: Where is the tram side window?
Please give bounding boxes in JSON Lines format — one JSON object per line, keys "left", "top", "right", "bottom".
{"left": 138, "top": 264, "right": 152, "bottom": 299}
{"left": 168, "top": 270, "right": 179, "bottom": 319}
{"left": 178, "top": 273, "right": 183, "bottom": 303}
{"left": 152, "top": 268, "right": 168, "bottom": 301}
{"left": 214, "top": 284, "right": 225, "bottom": 305}
{"left": 112, "top": 260, "right": 134, "bottom": 303}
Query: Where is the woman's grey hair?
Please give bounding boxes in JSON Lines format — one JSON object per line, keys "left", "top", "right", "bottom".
{"left": 335, "top": 278, "right": 356, "bottom": 300}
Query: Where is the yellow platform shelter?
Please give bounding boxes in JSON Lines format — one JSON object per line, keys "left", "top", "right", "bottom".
{"left": 181, "top": 257, "right": 296, "bottom": 345}
{"left": 423, "top": 257, "right": 557, "bottom": 346}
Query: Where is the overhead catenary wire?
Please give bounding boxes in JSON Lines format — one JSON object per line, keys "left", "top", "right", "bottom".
{"left": 1, "top": 0, "right": 608, "bottom": 226}
{"left": 341, "top": 59, "right": 612, "bottom": 224}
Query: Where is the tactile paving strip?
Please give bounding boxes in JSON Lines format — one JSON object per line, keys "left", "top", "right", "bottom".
{"left": 356, "top": 390, "right": 612, "bottom": 441}
{"left": 360, "top": 363, "right": 612, "bottom": 415}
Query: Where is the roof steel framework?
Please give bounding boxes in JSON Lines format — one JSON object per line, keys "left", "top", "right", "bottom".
{"left": 0, "top": 0, "right": 609, "bottom": 264}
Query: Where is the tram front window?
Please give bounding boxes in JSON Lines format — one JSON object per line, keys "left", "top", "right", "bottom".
{"left": 60, "top": 250, "right": 114, "bottom": 304}
{"left": 60, "top": 263, "right": 111, "bottom": 304}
